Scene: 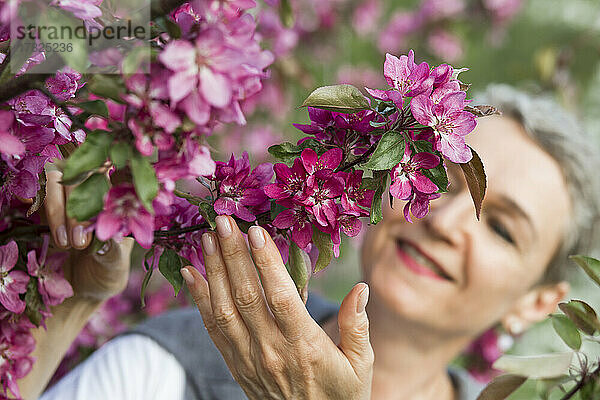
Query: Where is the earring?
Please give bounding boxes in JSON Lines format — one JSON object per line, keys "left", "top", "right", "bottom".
{"left": 507, "top": 319, "right": 524, "bottom": 336}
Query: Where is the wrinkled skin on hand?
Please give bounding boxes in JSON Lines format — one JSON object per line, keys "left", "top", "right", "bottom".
{"left": 183, "top": 215, "right": 374, "bottom": 400}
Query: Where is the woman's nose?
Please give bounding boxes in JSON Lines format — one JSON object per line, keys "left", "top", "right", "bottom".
{"left": 423, "top": 191, "right": 474, "bottom": 246}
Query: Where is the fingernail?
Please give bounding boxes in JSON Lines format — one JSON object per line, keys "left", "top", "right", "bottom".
{"left": 56, "top": 225, "right": 68, "bottom": 247}
{"left": 201, "top": 233, "right": 216, "bottom": 255}
{"left": 73, "top": 225, "right": 87, "bottom": 248}
{"left": 356, "top": 284, "right": 369, "bottom": 314}
{"left": 215, "top": 216, "right": 232, "bottom": 238}
{"left": 248, "top": 226, "right": 265, "bottom": 249}
{"left": 181, "top": 267, "right": 195, "bottom": 286}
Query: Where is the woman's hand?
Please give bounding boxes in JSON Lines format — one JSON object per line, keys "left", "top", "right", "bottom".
{"left": 182, "top": 215, "right": 374, "bottom": 400}
{"left": 44, "top": 170, "right": 134, "bottom": 301}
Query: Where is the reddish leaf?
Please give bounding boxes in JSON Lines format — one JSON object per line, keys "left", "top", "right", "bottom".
{"left": 458, "top": 148, "right": 487, "bottom": 220}
{"left": 477, "top": 374, "right": 526, "bottom": 400}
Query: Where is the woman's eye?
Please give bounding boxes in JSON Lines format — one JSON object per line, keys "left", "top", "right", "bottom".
{"left": 489, "top": 218, "right": 515, "bottom": 244}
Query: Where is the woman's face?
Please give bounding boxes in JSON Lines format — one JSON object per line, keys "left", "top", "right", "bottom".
{"left": 360, "top": 115, "right": 572, "bottom": 337}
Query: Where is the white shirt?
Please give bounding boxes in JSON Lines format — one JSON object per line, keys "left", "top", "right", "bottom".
{"left": 40, "top": 334, "right": 186, "bottom": 400}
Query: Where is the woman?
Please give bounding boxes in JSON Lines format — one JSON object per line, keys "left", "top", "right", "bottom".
{"left": 19, "top": 84, "right": 600, "bottom": 400}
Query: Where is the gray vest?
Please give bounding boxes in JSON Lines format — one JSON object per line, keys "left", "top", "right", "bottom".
{"left": 127, "top": 294, "right": 484, "bottom": 399}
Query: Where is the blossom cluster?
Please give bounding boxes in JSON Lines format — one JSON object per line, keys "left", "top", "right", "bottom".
{"left": 0, "top": 67, "right": 85, "bottom": 209}
{"left": 266, "top": 149, "right": 374, "bottom": 257}
{"left": 0, "top": 236, "right": 73, "bottom": 399}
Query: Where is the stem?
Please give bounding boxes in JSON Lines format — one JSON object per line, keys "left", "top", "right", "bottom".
{"left": 560, "top": 362, "right": 600, "bottom": 400}
{"left": 153, "top": 211, "right": 272, "bottom": 238}
{"left": 337, "top": 142, "right": 378, "bottom": 172}
{"left": 154, "top": 223, "right": 208, "bottom": 237}
{"left": 0, "top": 225, "right": 50, "bottom": 243}
{"left": 35, "top": 84, "right": 90, "bottom": 134}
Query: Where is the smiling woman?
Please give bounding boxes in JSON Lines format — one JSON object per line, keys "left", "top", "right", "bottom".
{"left": 36, "top": 84, "right": 600, "bottom": 400}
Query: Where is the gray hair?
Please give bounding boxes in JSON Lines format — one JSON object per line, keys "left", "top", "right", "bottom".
{"left": 474, "top": 84, "right": 600, "bottom": 284}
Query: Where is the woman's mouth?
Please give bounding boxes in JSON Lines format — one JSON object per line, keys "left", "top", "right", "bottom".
{"left": 395, "top": 239, "right": 454, "bottom": 282}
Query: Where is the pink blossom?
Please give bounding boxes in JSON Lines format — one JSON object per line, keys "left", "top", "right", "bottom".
{"left": 410, "top": 90, "right": 476, "bottom": 163}
{"left": 483, "top": 0, "right": 523, "bottom": 22}
{"left": 427, "top": 29, "right": 464, "bottom": 63}
{"left": 26, "top": 237, "right": 73, "bottom": 306}
{"left": 264, "top": 158, "right": 308, "bottom": 203}
{"left": 0, "top": 156, "right": 46, "bottom": 209}
{"left": 264, "top": 224, "right": 290, "bottom": 264}
{"left": 299, "top": 174, "right": 344, "bottom": 228}
{"left": 366, "top": 51, "right": 433, "bottom": 108}
{"left": 418, "top": 0, "right": 465, "bottom": 21}
{"left": 0, "top": 241, "right": 28, "bottom": 314}
{"left": 0, "top": 318, "right": 36, "bottom": 398}
{"left": 212, "top": 152, "right": 273, "bottom": 221}
{"left": 377, "top": 12, "right": 421, "bottom": 54}
{"left": 155, "top": 139, "right": 216, "bottom": 192}
{"left": 272, "top": 204, "right": 314, "bottom": 250}
{"left": 300, "top": 148, "right": 343, "bottom": 181}
{"left": 390, "top": 144, "right": 440, "bottom": 200}
{"left": 0, "top": 111, "right": 23, "bottom": 157}
{"left": 352, "top": 0, "right": 381, "bottom": 36}
{"left": 55, "top": 0, "right": 103, "bottom": 20}
{"left": 403, "top": 190, "right": 441, "bottom": 223}
{"left": 96, "top": 184, "right": 155, "bottom": 248}
{"left": 339, "top": 170, "right": 374, "bottom": 217}
{"left": 159, "top": 6, "right": 273, "bottom": 130}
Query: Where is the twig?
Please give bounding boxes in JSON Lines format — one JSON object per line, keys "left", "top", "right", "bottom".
{"left": 337, "top": 142, "right": 378, "bottom": 172}
{"left": 34, "top": 83, "right": 91, "bottom": 134}
{"left": 560, "top": 362, "right": 600, "bottom": 400}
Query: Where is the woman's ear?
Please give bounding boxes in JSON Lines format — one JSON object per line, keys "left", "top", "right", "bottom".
{"left": 500, "top": 281, "right": 570, "bottom": 335}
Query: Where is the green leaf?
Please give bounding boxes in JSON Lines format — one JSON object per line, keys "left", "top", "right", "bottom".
{"left": 363, "top": 131, "right": 404, "bottom": 170}
{"left": 551, "top": 314, "right": 582, "bottom": 350}
{"left": 158, "top": 249, "right": 183, "bottom": 296}
{"left": 109, "top": 142, "right": 132, "bottom": 169}
{"left": 286, "top": 242, "right": 308, "bottom": 292}
{"left": 268, "top": 139, "right": 321, "bottom": 165}
{"left": 370, "top": 170, "right": 388, "bottom": 225}
{"left": 131, "top": 151, "right": 158, "bottom": 213}
{"left": 458, "top": 147, "right": 487, "bottom": 220}
{"left": 140, "top": 266, "right": 153, "bottom": 308}
{"left": 164, "top": 17, "right": 182, "bottom": 39}
{"left": 301, "top": 84, "right": 371, "bottom": 114}
{"left": 270, "top": 202, "right": 287, "bottom": 221}
{"left": 492, "top": 353, "right": 573, "bottom": 379}
{"left": 62, "top": 130, "right": 112, "bottom": 184}
{"left": 198, "top": 203, "right": 218, "bottom": 230}
{"left": 559, "top": 300, "right": 600, "bottom": 335}
{"left": 88, "top": 75, "right": 126, "bottom": 103}
{"left": 476, "top": 374, "right": 527, "bottom": 400}
{"left": 66, "top": 173, "right": 110, "bottom": 221}
{"left": 76, "top": 100, "right": 109, "bottom": 118}
{"left": 278, "top": 0, "right": 295, "bottom": 28}
{"left": 312, "top": 226, "right": 333, "bottom": 273}
{"left": 419, "top": 147, "right": 449, "bottom": 193}
{"left": 37, "top": 9, "right": 88, "bottom": 72}
{"left": 570, "top": 255, "right": 600, "bottom": 288}
{"left": 24, "top": 279, "right": 44, "bottom": 327}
